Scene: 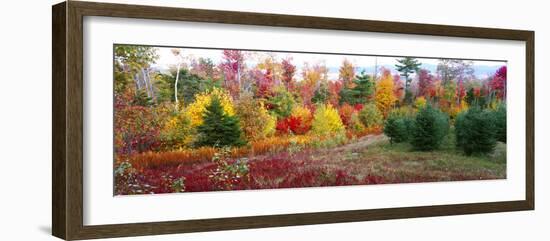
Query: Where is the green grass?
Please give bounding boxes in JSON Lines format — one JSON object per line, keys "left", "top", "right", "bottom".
{"left": 351, "top": 130, "right": 506, "bottom": 182}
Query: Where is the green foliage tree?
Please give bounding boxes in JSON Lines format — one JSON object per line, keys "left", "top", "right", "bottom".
{"left": 338, "top": 71, "right": 374, "bottom": 105}
{"left": 156, "top": 68, "right": 219, "bottom": 105}
{"left": 358, "top": 103, "right": 383, "bottom": 128}
{"left": 132, "top": 89, "right": 154, "bottom": 106}
{"left": 268, "top": 86, "right": 297, "bottom": 118}
{"left": 155, "top": 73, "right": 176, "bottom": 103}
{"left": 114, "top": 45, "right": 158, "bottom": 94}
{"left": 312, "top": 84, "right": 329, "bottom": 104}
{"left": 455, "top": 107, "right": 497, "bottom": 155}
{"left": 196, "top": 96, "right": 245, "bottom": 147}
{"left": 411, "top": 105, "right": 449, "bottom": 151}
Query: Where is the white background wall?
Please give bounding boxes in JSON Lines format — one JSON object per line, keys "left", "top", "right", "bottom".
{"left": 0, "top": 0, "right": 547, "bottom": 240}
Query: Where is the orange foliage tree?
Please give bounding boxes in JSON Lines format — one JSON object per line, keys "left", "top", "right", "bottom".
{"left": 339, "top": 59, "right": 355, "bottom": 88}
{"left": 300, "top": 63, "right": 328, "bottom": 105}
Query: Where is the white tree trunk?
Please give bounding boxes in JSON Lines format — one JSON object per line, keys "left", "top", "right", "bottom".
{"left": 145, "top": 69, "right": 155, "bottom": 100}
{"left": 174, "top": 63, "right": 181, "bottom": 106}
{"left": 141, "top": 68, "right": 151, "bottom": 98}
{"left": 134, "top": 73, "right": 141, "bottom": 90}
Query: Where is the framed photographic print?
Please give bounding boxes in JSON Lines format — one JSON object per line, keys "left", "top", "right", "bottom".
{"left": 52, "top": 1, "right": 534, "bottom": 240}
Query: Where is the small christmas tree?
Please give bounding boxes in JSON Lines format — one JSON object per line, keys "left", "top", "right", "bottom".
{"left": 384, "top": 114, "right": 411, "bottom": 145}
{"left": 195, "top": 96, "right": 245, "bottom": 147}
{"left": 493, "top": 104, "right": 507, "bottom": 143}
{"left": 411, "top": 105, "right": 449, "bottom": 151}
{"left": 455, "top": 107, "right": 497, "bottom": 155}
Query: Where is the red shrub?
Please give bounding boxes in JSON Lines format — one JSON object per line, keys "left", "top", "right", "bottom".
{"left": 353, "top": 103, "right": 364, "bottom": 112}
{"left": 335, "top": 170, "right": 359, "bottom": 186}
{"left": 276, "top": 118, "right": 290, "bottom": 134}
{"left": 338, "top": 103, "right": 355, "bottom": 127}
{"left": 364, "top": 174, "right": 385, "bottom": 184}
{"left": 276, "top": 116, "right": 310, "bottom": 135}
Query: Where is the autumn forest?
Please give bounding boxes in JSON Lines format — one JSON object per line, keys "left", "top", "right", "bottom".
{"left": 114, "top": 45, "right": 507, "bottom": 195}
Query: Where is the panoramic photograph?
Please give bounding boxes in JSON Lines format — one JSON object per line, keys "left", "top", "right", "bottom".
{"left": 113, "top": 45, "right": 507, "bottom": 195}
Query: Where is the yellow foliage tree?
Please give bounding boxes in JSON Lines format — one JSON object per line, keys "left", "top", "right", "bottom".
{"left": 415, "top": 96, "right": 427, "bottom": 109}
{"left": 311, "top": 104, "right": 345, "bottom": 136}
{"left": 263, "top": 112, "right": 277, "bottom": 139}
{"left": 235, "top": 94, "right": 276, "bottom": 141}
{"left": 160, "top": 110, "right": 193, "bottom": 150}
{"left": 187, "top": 88, "right": 235, "bottom": 127}
{"left": 291, "top": 105, "right": 313, "bottom": 125}
{"left": 375, "top": 72, "right": 397, "bottom": 117}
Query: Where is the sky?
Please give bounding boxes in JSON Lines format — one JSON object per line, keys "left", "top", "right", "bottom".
{"left": 151, "top": 46, "right": 506, "bottom": 80}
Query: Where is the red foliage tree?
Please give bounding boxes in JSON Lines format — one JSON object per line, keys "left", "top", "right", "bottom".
{"left": 417, "top": 69, "right": 434, "bottom": 98}
{"left": 338, "top": 103, "right": 355, "bottom": 127}
{"left": 255, "top": 68, "right": 275, "bottom": 99}
{"left": 328, "top": 80, "right": 343, "bottom": 106}
{"left": 281, "top": 58, "right": 296, "bottom": 91}
{"left": 219, "top": 50, "right": 245, "bottom": 99}
{"left": 489, "top": 66, "right": 507, "bottom": 99}
{"left": 457, "top": 80, "right": 466, "bottom": 103}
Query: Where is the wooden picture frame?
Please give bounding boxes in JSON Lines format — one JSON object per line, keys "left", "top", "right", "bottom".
{"left": 52, "top": 1, "right": 534, "bottom": 240}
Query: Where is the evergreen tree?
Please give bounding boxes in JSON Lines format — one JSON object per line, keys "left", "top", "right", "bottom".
{"left": 411, "top": 105, "right": 449, "bottom": 151}
{"left": 455, "top": 107, "right": 497, "bottom": 155}
{"left": 196, "top": 96, "right": 245, "bottom": 147}
{"left": 395, "top": 57, "right": 421, "bottom": 104}
{"left": 312, "top": 84, "right": 329, "bottom": 104}
{"left": 384, "top": 113, "right": 412, "bottom": 145}
{"left": 493, "top": 104, "right": 507, "bottom": 143}
{"left": 339, "top": 71, "right": 374, "bottom": 105}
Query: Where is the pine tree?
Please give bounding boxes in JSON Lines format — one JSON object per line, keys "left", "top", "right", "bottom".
{"left": 338, "top": 71, "right": 374, "bottom": 105}
{"left": 395, "top": 57, "right": 422, "bottom": 92}
{"left": 312, "top": 84, "right": 329, "bottom": 104}
{"left": 455, "top": 107, "right": 497, "bottom": 155}
{"left": 493, "top": 104, "right": 507, "bottom": 143}
{"left": 384, "top": 113, "right": 412, "bottom": 144}
{"left": 196, "top": 96, "right": 245, "bottom": 147}
{"left": 411, "top": 105, "right": 449, "bottom": 151}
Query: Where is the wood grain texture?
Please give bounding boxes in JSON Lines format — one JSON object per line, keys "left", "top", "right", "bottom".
{"left": 66, "top": 1, "right": 85, "bottom": 240}
{"left": 525, "top": 32, "right": 535, "bottom": 209}
{"left": 52, "top": 2, "right": 67, "bottom": 239}
{"left": 51, "top": 1, "right": 535, "bottom": 240}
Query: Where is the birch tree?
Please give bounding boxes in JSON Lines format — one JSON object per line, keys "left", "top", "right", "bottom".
{"left": 171, "top": 48, "right": 184, "bottom": 108}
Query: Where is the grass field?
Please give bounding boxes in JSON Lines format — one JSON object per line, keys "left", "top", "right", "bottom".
{"left": 115, "top": 129, "right": 506, "bottom": 195}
